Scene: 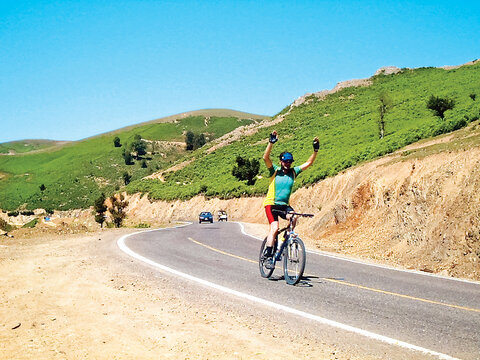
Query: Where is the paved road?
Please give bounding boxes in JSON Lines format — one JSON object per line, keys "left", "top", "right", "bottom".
{"left": 120, "top": 222, "right": 480, "bottom": 359}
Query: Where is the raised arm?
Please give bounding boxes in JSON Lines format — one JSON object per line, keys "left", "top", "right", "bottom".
{"left": 263, "top": 131, "right": 277, "bottom": 168}
{"left": 299, "top": 137, "right": 319, "bottom": 171}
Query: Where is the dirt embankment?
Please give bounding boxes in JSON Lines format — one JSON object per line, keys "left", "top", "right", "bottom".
{"left": 125, "top": 139, "right": 480, "bottom": 281}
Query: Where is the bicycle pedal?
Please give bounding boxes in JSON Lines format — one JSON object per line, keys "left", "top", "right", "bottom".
{"left": 264, "top": 258, "right": 275, "bottom": 269}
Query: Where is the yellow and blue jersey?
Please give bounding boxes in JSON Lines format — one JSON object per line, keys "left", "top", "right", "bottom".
{"left": 263, "top": 164, "right": 302, "bottom": 207}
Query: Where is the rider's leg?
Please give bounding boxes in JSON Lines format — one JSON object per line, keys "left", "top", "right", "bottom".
{"left": 264, "top": 221, "right": 279, "bottom": 266}
{"left": 264, "top": 205, "right": 278, "bottom": 256}
{"left": 266, "top": 221, "right": 279, "bottom": 248}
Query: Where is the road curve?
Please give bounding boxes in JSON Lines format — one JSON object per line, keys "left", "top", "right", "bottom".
{"left": 118, "top": 222, "right": 480, "bottom": 360}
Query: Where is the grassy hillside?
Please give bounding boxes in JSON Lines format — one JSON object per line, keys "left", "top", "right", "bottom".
{"left": 0, "top": 111, "right": 265, "bottom": 210}
{"left": 127, "top": 62, "right": 480, "bottom": 201}
{"left": 0, "top": 140, "right": 69, "bottom": 154}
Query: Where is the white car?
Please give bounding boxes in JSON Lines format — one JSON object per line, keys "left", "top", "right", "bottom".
{"left": 217, "top": 211, "right": 228, "bottom": 222}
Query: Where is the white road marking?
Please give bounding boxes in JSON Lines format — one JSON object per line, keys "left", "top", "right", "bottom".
{"left": 236, "top": 222, "right": 480, "bottom": 285}
{"left": 118, "top": 228, "right": 459, "bottom": 360}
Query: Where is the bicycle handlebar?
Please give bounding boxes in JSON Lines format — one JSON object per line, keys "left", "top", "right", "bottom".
{"left": 272, "top": 209, "right": 314, "bottom": 218}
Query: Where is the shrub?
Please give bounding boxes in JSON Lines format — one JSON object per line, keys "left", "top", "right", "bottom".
{"left": 93, "top": 193, "right": 107, "bottom": 227}
{"left": 185, "top": 131, "right": 206, "bottom": 150}
{"left": 109, "top": 194, "right": 128, "bottom": 228}
{"left": 427, "top": 95, "right": 455, "bottom": 119}
{"left": 123, "top": 172, "right": 132, "bottom": 185}
{"left": 22, "top": 218, "right": 38, "bottom": 228}
{"left": 122, "top": 147, "right": 134, "bottom": 165}
{"left": 232, "top": 156, "right": 260, "bottom": 185}
{"left": 135, "top": 223, "right": 151, "bottom": 228}
{"left": 131, "top": 134, "right": 147, "bottom": 157}
{"left": 113, "top": 136, "right": 121, "bottom": 147}
{"left": 0, "top": 218, "right": 14, "bottom": 232}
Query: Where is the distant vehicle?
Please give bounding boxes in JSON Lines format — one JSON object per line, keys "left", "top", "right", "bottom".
{"left": 199, "top": 211, "right": 213, "bottom": 223}
{"left": 217, "top": 210, "right": 228, "bottom": 222}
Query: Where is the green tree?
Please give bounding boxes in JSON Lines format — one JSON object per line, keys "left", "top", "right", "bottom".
{"left": 39, "top": 184, "right": 46, "bottom": 192}
{"left": 185, "top": 131, "right": 195, "bottom": 150}
{"left": 122, "top": 145, "right": 134, "bottom": 165}
{"left": 427, "top": 95, "right": 455, "bottom": 119}
{"left": 232, "top": 156, "right": 260, "bottom": 185}
{"left": 185, "top": 131, "right": 206, "bottom": 151}
{"left": 378, "top": 92, "right": 392, "bottom": 139}
{"left": 113, "top": 136, "right": 121, "bottom": 147}
{"left": 131, "top": 134, "right": 147, "bottom": 157}
{"left": 123, "top": 172, "right": 132, "bottom": 185}
{"left": 109, "top": 194, "right": 128, "bottom": 228}
{"left": 93, "top": 193, "right": 107, "bottom": 228}
{"left": 193, "top": 133, "right": 206, "bottom": 149}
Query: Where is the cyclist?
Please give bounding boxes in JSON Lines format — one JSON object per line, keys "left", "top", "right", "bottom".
{"left": 262, "top": 130, "right": 319, "bottom": 268}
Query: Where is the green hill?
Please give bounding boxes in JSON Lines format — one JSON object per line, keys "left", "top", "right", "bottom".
{"left": 127, "top": 62, "right": 480, "bottom": 201}
{"left": 0, "top": 139, "right": 70, "bottom": 155}
{"left": 1, "top": 62, "right": 479, "bottom": 211}
{"left": 0, "top": 110, "right": 267, "bottom": 210}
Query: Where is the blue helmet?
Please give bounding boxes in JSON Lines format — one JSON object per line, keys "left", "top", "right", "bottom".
{"left": 279, "top": 152, "right": 294, "bottom": 162}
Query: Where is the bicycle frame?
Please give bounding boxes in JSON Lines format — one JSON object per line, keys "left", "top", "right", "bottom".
{"left": 259, "top": 209, "right": 313, "bottom": 284}
{"left": 272, "top": 211, "right": 312, "bottom": 261}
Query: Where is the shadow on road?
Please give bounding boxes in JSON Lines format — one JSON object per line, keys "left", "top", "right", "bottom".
{"left": 266, "top": 275, "right": 325, "bottom": 288}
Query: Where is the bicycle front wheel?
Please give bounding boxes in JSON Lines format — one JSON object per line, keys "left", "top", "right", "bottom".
{"left": 283, "top": 237, "right": 306, "bottom": 285}
{"left": 259, "top": 237, "right": 275, "bottom": 278}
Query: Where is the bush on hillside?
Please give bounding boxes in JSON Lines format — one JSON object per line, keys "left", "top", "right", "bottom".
{"left": 109, "top": 194, "right": 128, "bottom": 228}
{"left": 427, "top": 95, "right": 455, "bottom": 119}
{"left": 0, "top": 218, "right": 14, "bottom": 232}
{"left": 113, "top": 136, "right": 121, "bottom": 147}
{"left": 123, "top": 172, "right": 132, "bottom": 185}
{"left": 232, "top": 156, "right": 260, "bottom": 185}
{"left": 185, "top": 131, "right": 206, "bottom": 150}
{"left": 131, "top": 134, "right": 147, "bottom": 157}
{"left": 22, "top": 218, "right": 38, "bottom": 228}
{"left": 122, "top": 145, "right": 134, "bottom": 165}
{"left": 93, "top": 193, "right": 107, "bottom": 227}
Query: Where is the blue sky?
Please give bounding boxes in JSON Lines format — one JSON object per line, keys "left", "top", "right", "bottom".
{"left": 1, "top": 0, "right": 479, "bottom": 143}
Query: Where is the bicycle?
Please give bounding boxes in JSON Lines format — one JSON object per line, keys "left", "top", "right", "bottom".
{"left": 259, "top": 210, "right": 313, "bottom": 285}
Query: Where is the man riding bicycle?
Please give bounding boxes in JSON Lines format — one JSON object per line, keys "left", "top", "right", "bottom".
{"left": 262, "top": 130, "right": 319, "bottom": 268}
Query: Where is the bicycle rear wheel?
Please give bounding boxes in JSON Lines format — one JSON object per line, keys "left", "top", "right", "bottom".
{"left": 283, "top": 237, "right": 306, "bottom": 285}
{"left": 259, "top": 237, "right": 275, "bottom": 278}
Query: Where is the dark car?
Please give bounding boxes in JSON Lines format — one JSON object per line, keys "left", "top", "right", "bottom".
{"left": 199, "top": 211, "right": 213, "bottom": 223}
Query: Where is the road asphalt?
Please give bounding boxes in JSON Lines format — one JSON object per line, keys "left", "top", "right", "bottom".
{"left": 121, "top": 222, "right": 480, "bottom": 360}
